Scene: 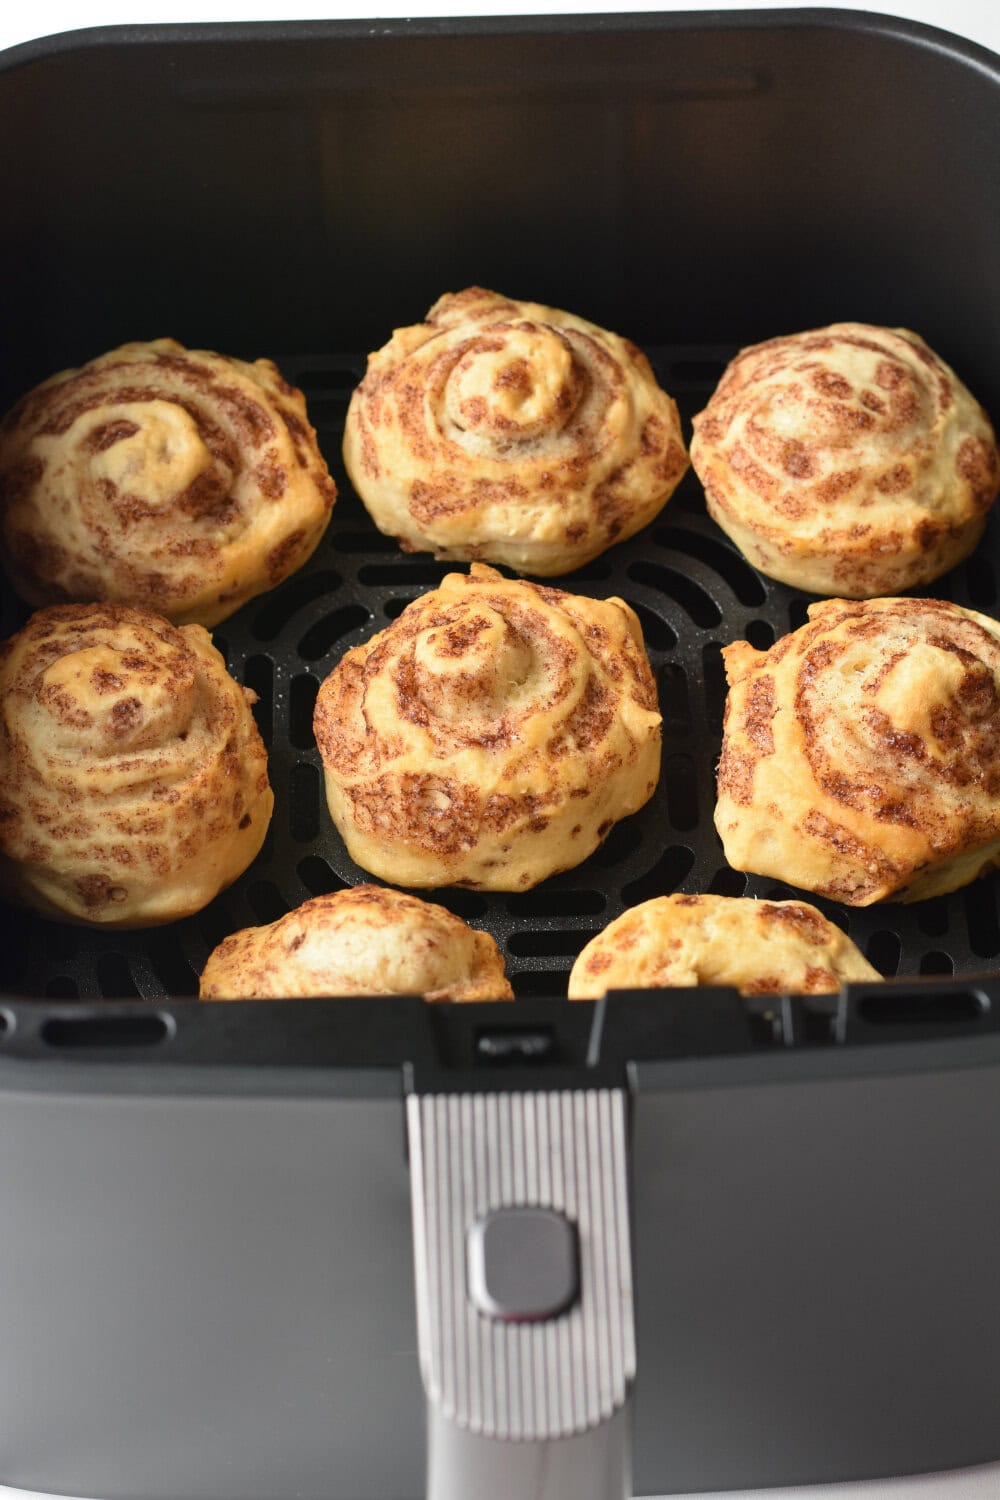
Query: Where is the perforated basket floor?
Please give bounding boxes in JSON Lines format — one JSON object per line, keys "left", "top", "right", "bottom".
{"left": 3, "top": 344, "right": 999, "bottom": 1002}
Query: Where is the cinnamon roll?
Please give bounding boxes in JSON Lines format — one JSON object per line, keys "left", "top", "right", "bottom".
{"left": 0, "top": 339, "right": 337, "bottom": 626}
{"left": 313, "top": 563, "right": 661, "bottom": 889}
{"left": 200, "top": 885, "right": 513, "bottom": 1001}
{"left": 0, "top": 603, "right": 273, "bottom": 926}
{"left": 568, "top": 894, "right": 879, "bottom": 997}
{"left": 691, "top": 324, "right": 999, "bottom": 596}
{"left": 343, "top": 286, "right": 687, "bottom": 575}
{"left": 716, "top": 597, "right": 1000, "bottom": 904}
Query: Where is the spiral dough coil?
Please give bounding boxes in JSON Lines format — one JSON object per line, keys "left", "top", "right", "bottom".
{"left": 0, "top": 339, "right": 337, "bottom": 627}
{"left": 568, "top": 894, "right": 880, "bottom": 997}
{"left": 716, "top": 597, "right": 1000, "bottom": 904}
{"left": 691, "top": 323, "right": 999, "bottom": 597}
{"left": 0, "top": 603, "right": 273, "bottom": 926}
{"left": 200, "top": 885, "right": 514, "bottom": 1001}
{"left": 313, "top": 564, "right": 662, "bottom": 890}
{"left": 343, "top": 286, "right": 688, "bottom": 575}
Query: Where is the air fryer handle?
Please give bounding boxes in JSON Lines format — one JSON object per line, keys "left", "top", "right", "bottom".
{"left": 427, "top": 1403, "right": 631, "bottom": 1500}
{"left": 406, "top": 1088, "right": 635, "bottom": 1500}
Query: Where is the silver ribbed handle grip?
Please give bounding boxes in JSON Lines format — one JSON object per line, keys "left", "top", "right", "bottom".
{"left": 407, "top": 1088, "right": 635, "bottom": 1500}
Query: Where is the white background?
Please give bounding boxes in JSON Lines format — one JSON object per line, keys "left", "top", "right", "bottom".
{"left": 0, "top": 0, "right": 998, "bottom": 57}
{"left": 1, "top": 2, "right": 998, "bottom": 1498}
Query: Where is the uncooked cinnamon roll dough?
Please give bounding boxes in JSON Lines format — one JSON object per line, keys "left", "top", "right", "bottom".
{"left": 0, "top": 339, "right": 337, "bottom": 626}
{"left": 0, "top": 603, "right": 273, "bottom": 926}
{"left": 691, "top": 324, "right": 999, "bottom": 596}
{"left": 200, "top": 885, "right": 513, "bottom": 1001}
{"left": 313, "top": 564, "right": 662, "bottom": 890}
{"left": 568, "top": 894, "right": 879, "bottom": 997}
{"left": 343, "top": 286, "right": 688, "bottom": 575}
{"left": 716, "top": 597, "right": 1000, "bottom": 904}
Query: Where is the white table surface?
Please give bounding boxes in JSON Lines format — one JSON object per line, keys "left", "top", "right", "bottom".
{"left": 1, "top": 2, "right": 998, "bottom": 1497}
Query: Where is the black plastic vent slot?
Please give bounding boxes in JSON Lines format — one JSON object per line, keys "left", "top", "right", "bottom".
{"left": 857, "top": 990, "right": 987, "bottom": 1025}
{"left": 40, "top": 1013, "right": 173, "bottom": 1049}
{"left": 507, "top": 929, "right": 598, "bottom": 959}
{"left": 622, "top": 846, "right": 695, "bottom": 906}
{"left": 627, "top": 561, "right": 722, "bottom": 627}
{"left": 653, "top": 525, "right": 767, "bottom": 606}
{"left": 515, "top": 968, "right": 573, "bottom": 998}
{"left": 865, "top": 930, "right": 902, "bottom": 978}
{"left": 919, "top": 952, "right": 955, "bottom": 976}
{"left": 506, "top": 889, "right": 606, "bottom": 919}
{"left": 297, "top": 855, "right": 347, "bottom": 897}
{"left": 251, "top": 570, "right": 342, "bottom": 642}
{"left": 707, "top": 866, "right": 747, "bottom": 897}
{"left": 297, "top": 604, "right": 369, "bottom": 662}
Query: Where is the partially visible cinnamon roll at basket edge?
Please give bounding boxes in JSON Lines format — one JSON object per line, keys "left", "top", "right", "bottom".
{"left": 0, "top": 339, "right": 337, "bottom": 627}
{"left": 568, "top": 895, "right": 880, "bottom": 998}
{"left": 715, "top": 597, "right": 1000, "bottom": 904}
{"left": 691, "top": 323, "right": 999, "bottom": 597}
{"left": 343, "top": 287, "right": 688, "bottom": 575}
{"left": 0, "top": 602, "right": 273, "bottom": 927}
{"left": 200, "top": 886, "right": 513, "bottom": 1001}
{"left": 313, "top": 563, "right": 662, "bottom": 890}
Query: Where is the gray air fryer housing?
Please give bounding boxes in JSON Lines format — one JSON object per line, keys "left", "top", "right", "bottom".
{"left": 2, "top": 10, "right": 1000, "bottom": 1500}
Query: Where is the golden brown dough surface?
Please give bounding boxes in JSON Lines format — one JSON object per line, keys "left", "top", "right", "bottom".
{"left": 343, "top": 287, "right": 687, "bottom": 575}
{"left": 715, "top": 597, "right": 1000, "bottom": 904}
{"left": 200, "top": 885, "right": 513, "bottom": 1001}
{"left": 0, "top": 339, "right": 337, "bottom": 626}
{"left": 313, "top": 564, "right": 661, "bottom": 890}
{"left": 691, "top": 324, "right": 999, "bottom": 596}
{"left": 0, "top": 602, "right": 272, "bottom": 926}
{"left": 568, "top": 894, "right": 879, "bottom": 997}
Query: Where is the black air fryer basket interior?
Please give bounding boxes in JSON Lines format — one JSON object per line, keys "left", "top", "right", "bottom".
{"left": 3, "top": 14, "right": 1000, "bottom": 1500}
{"left": 3, "top": 346, "right": 1000, "bottom": 1005}
{"left": 4, "top": 0, "right": 1000, "bottom": 1009}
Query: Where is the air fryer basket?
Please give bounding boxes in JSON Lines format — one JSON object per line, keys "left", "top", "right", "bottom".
{"left": 3, "top": 343, "right": 999, "bottom": 1003}
{"left": 2, "top": 12, "right": 1000, "bottom": 1500}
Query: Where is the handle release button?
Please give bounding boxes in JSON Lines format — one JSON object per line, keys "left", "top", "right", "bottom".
{"left": 467, "top": 1207, "right": 579, "bottom": 1322}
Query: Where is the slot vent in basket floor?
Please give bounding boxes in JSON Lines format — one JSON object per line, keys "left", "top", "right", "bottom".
{"left": 1, "top": 342, "right": 997, "bottom": 1004}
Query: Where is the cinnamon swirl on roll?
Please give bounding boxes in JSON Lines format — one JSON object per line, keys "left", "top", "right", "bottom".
{"left": 200, "top": 885, "right": 513, "bottom": 1001}
{"left": 0, "top": 603, "right": 273, "bottom": 926}
{"left": 716, "top": 597, "right": 1000, "bottom": 903}
{"left": 313, "top": 564, "right": 661, "bottom": 889}
{"left": 691, "top": 324, "right": 999, "bottom": 596}
{"left": 568, "top": 895, "right": 879, "bottom": 998}
{"left": 0, "top": 339, "right": 337, "bottom": 626}
{"left": 343, "top": 287, "right": 687, "bottom": 575}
